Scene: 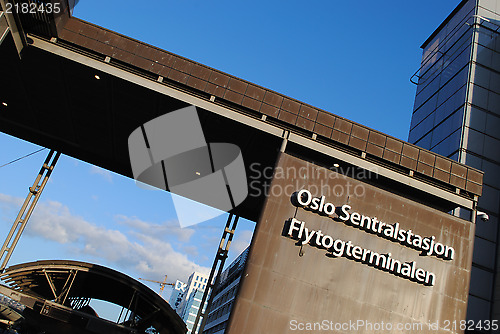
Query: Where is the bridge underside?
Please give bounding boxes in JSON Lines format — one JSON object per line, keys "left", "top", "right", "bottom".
{"left": 0, "top": 34, "right": 282, "bottom": 222}
{"left": 0, "top": 2, "right": 482, "bottom": 221}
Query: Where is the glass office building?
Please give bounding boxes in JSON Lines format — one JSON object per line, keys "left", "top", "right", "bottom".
{"left": 175, "top": 272, "right": 209, "bottom": 333}
{"left": 408, "top": 0, "right": 500, "bottom": 322}
{"left": 203, "top": 247, "right": 249, "bottom": 334}
{"left": 180, "top": 289, "right": 206, "bottom": 334}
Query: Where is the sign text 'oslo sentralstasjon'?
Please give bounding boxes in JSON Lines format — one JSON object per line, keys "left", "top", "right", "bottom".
{"left": 285, "top": 189, "right": 457, "bottom": 286}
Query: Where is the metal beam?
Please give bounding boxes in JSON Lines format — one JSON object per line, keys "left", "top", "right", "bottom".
{"left": 0, "top": 11, "right": 10, "bottom": 45}
{"left": 192, "top": 214, "right": 239, "bottom": 334}
{"left": 0, "top": 0, "right": 26, "bottom": 55}
{"left": 28, "top": 36, "right": 474, "bottom": 210}
{"left": 288, "top": 133, "right": 474, "bottom": 209}
{"left": 0, "top": 150, "right": 60, "bottom": 271}
{"left": 29, "top": 35, "right": 284, "bottom": 139}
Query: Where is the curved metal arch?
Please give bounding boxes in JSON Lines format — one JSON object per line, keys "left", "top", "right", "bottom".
{"left": 0, "top": 260, "right": 186, "bottom": 334}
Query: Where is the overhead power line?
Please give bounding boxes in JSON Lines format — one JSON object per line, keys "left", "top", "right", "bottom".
{"left": 0, "top": 148, "right": 47, "bottom": 168}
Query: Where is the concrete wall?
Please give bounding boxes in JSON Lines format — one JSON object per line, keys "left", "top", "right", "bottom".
{"left": 226, "top": 153, "right": 475, "bottom": 333}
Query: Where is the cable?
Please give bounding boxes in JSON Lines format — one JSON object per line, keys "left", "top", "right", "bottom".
{"left": 0, "top": 147, "right": 47, "bottom": 168}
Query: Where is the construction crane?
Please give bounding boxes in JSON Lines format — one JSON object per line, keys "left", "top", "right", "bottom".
{"left": 138, "top": 275, "right": 175, "bottom": 297}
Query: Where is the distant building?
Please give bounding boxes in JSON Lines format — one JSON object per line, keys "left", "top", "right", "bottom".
{"left": 169, "top": 280, "right": 188, "bottom": 311}
{"left": 203, "top": 247, "right": 249, "bottom": 334}
{"left": 180, "top": 289, "right": 206, "bottom": 334}
{"left": 175, "top": 272, "right": 209, "bottom": 334}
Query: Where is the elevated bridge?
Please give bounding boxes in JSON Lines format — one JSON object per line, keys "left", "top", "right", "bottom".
{"left": 0, "top": 0, "right": 482, "bottom": 220}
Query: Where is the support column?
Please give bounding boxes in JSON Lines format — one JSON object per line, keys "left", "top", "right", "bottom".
{"left": 0, "top": 149, "right": 60, "bottom": 271}
{"left": 192, "top": 213, "right": 239, "bottom": 334}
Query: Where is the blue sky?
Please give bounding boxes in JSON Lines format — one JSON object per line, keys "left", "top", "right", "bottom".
{"left": 0, "top": 0, "right": 461, "bottom": 316}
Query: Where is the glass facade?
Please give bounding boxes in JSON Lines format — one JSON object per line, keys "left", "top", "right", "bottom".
{"left": 409, "top": 0, "right": 475, "bottom": 158}
{"left": 203, "top": 247, "right": 249, "bottom": 334}
{"left": 408, "top": 0, "right": 500, "bottom": 322}
{"left": 181, "top": 289, "right": 206, "bottom": 334}
{"left": 172, "top": 271, "right": 209, "bottom": 334}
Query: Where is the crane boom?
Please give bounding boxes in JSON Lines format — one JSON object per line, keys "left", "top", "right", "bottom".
{"left": 138, "top": 275, "right": 174, "bottom": 296}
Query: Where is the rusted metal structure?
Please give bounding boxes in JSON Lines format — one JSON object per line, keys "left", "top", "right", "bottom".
{"left": 0, "top": 260, "right": 186, "bottom": 334}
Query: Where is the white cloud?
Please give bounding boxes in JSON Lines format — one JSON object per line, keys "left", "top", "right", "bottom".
{"left": 89, "top": 166, "right": 113, "bottom": 182}
{"left": 231, "top": 229, "right": 253, "bottom": 255}
{"left": 0, "top": 193, "right": 23, "bottom": 207}
{"left": 182, "top": 245, "right": 199, "bottom": 257}
{"left": 115, "top": 215, "right": 195, "bottom": 243}
{"left": 0, "top": 194, "right": 23, "bottom": 230}
{"left": 0, "top": 193, "right": 209, "bottom": 281}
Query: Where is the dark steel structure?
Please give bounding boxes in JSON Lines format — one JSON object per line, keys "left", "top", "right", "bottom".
{"left": 0, "top": 260, "right": 186, "bottom": 334}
